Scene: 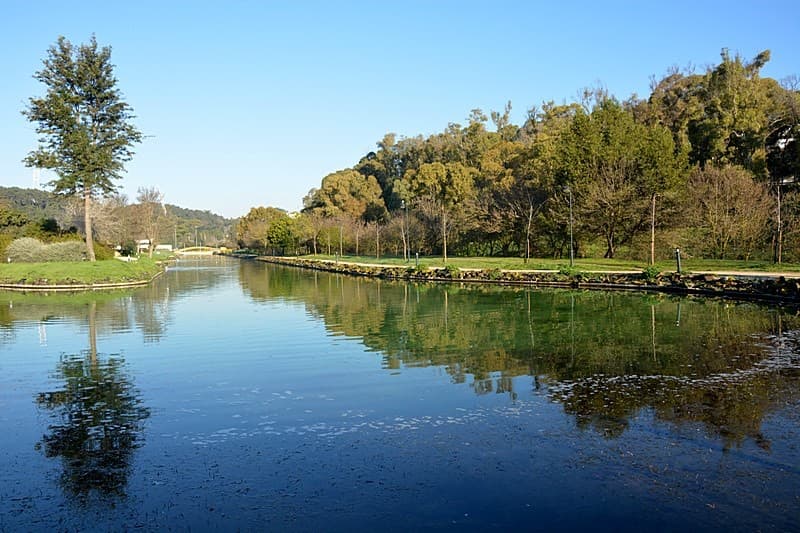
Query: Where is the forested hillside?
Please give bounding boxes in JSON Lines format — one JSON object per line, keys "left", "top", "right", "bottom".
{"left": 0, "top": 185, "right": 236, "bottom": 253}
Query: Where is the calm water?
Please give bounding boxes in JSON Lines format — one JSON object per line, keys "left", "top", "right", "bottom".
{"left": 1, "top": 257, "right": 799, "bottom": 531}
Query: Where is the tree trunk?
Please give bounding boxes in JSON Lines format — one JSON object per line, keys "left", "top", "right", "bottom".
{"left": 604, "top": 232, "right": 615, "bottom": 259}
{"left": 525, "top": 203, "right": 533, "bottom": 264}
{"left": 442, "top": 208, "right": 448, "bottom": 264}
{"left": 375, "top": 224, "right": 380, "bottom": 259}
{"left": 776, "top": 183, "right": 783, "bottom": 264}
{"left": 650, "top": 193, "right": 656, "bottom": 266}
{"left": 84, "top": 190, "right": 96, "bottom": 261}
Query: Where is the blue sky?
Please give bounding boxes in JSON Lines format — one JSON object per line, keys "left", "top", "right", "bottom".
{"left": 2, "top": 1, "right": 798, "bottom": 218}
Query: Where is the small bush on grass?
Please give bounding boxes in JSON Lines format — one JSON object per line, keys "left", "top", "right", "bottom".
{"left": 642, "top": 265, "right": 661, "bottom": 282}
{"left": 93, "top": 242, "right": 115, "bottom": 260}
{"left": 6, "top": 237, "right": 88, "bottom": 262}
{"left": 41, "top": 241, "right": 88, "bottom": 262}
{"left": 6, "top": 237, "right": 44, "bottom": 262}
{"left": 0, "top": 234, "right": 13, "bottom": 259}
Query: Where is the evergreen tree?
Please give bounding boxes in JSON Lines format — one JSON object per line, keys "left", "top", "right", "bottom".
{"left": 23, "top": 36, "right": 142, "bottom": 261}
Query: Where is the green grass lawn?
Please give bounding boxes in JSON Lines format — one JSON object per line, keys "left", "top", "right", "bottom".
{"left": 292, "top": 254, "right": 800, "bottom": 274}
{"left": 0, "top": 257, "right": 164, "bottom": 285}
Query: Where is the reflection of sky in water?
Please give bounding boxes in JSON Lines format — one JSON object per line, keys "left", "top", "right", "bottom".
{"left": 1, "top": 259, "right": 799, "bottom": 531}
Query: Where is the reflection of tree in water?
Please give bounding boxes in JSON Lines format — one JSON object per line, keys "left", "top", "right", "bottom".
{"left": 238, "top": 262, "right": 800, "bottom": 446}
{"left": 550, "top": 333, "right": 800, "bottom": 447}
{"left": 35, "top": 302, "right": 149, "bottom": 500}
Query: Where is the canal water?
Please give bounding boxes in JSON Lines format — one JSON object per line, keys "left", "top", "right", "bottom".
{"left": 1, "top": 257, "right": 798, "bottom": 531}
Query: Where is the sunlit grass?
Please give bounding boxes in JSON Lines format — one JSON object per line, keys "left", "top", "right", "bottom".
{"left": 0, "top": 257, "right": 164, "bottom": 285}
{"left": 293, "top": 254, "right": 800, "bottom": 273}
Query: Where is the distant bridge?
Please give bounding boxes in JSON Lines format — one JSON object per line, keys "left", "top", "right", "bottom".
{"left": 175, "top": 246, "right": 221, "bottom": 256}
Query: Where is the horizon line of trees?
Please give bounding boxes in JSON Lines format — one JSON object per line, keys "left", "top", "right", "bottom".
{"left": 0, "top": 186, "right": 236, "bottom": 260}
{"left": 237, "top": 48, "right": 800, "bottom": 264}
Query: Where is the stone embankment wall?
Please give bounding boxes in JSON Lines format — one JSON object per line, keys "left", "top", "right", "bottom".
{"left": 248, "top": 256, "right": 800, "bottom": 304}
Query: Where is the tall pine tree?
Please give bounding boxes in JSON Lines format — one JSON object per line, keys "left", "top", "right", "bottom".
{"left": 23, "top": 36, "right": 142, "bottom": 261}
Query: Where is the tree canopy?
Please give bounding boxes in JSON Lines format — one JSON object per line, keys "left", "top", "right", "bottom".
{"left": 23, "top": 36, "right": 142, "bottom": 260}
{"left": 256, "top": 48, "right": 799, "bottom": 264}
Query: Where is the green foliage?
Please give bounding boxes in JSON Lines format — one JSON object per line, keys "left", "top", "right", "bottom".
{"left": 93, "top": 242, "right": 115, "bottom": 261}
{"left": 23, "top": 36, "right": 142, "bottom": 197}
{"left": 267, "top": 216, "right": 297, "bottom": 255}
{"left": 0, "top": 234, "right": 13, "bottom": 258}
{"left": 307, "top": 169, "right": 387, "bottom": 222}
{"left": 0, "top": 186, "right": 72, "bottom": 227}
{"left": 642, "top": 265, "right": 661, "bottom": 282}
{"left": 558, "top": 265, "right": 579, "bottom": 277}
{"left": 445, "top": 264, "right": 461, "bottom": 277}
{"left": 236, "top": 206, "right": 289, "bottom": 252}
{"left": 120, "top": 240, "right": 137, "bottom": 257}
{"left": 23, "top": 36, "right": 142, "bottom": 261}
{"left": 168, "top": 205, "right": 235, "bottom": 248}
{"left": 687, "top": 49, "right": 772, "bottom": 171}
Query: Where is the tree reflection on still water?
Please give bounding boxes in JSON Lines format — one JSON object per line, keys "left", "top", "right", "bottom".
{"left": 35, "top": 302, "right": 149, "bottom": 500}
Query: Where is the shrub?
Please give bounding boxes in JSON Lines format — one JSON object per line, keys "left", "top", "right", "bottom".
{"left": 120, "top": 240, "right": 137, "bottom": 257}
{"left": 642, "top": 265, "right": 661, "bottom": 282}
{"left": 6, "top": 237, "right": 44, "bottom": 262}
{"left": 93, "top": 242, "right": 115, "bottom": 260}
{"left": 0, "top": 234, "right": 13, "bottom": 259}
{"left": 558, "top": 265, "right": 579, "bottom": 277}
{"left": 5, "top": 237, "right": 88, "bottom": 262}
{"left": 445, "top": 264, "right": 461, "bottom": 278}
{"left": 42, "top": 241, "right": 88, "bottom": 262}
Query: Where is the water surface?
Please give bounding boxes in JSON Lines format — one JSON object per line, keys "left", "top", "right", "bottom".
{"left": 1, "top": 257, "right": 798, "bottom": 531}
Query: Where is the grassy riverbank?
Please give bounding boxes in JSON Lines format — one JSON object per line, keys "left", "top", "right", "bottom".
{"left": 0, "top": 257, "right": 164, "bottom": 286}
{"left": 296, "top": 254, "right": 800, "bottom": 274}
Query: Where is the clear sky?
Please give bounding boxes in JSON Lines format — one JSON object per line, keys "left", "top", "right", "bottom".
{"left": 1, "top": 0, "right": 798, "bottom": 219}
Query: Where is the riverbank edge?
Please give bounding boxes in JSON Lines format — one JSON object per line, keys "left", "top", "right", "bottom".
{"left": 0, "top": 266, "right": 166, "bottom": 292}
{"left": 245, "top": 255, "right": 800, "bottom": 304}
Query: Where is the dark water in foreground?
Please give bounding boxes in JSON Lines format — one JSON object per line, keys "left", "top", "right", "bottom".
{"left": 1, "top": 257, "right": 799, "bottom": 531}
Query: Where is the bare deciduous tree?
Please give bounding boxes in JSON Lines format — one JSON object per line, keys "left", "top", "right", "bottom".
{"left": 689, "top": 165, "right": 771, "bottom": 259}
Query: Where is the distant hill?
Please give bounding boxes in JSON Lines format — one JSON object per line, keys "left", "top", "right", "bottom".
{"left": 0, "top": 186, "right": 72, "bottom": 226}
{"left": 166, "top": 204, "right": 237, "bottom": 247}
{"left": 0, "top": 186, "right": 237, "bottom": 247}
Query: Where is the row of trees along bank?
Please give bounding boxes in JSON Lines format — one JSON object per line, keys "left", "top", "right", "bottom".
{"left": 237, "top": 49, "right": 800, "bottom": 264}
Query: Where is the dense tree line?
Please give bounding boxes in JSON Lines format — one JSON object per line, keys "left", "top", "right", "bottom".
{"left": 239, "top": 49, "right": 800, "bottom": 263}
